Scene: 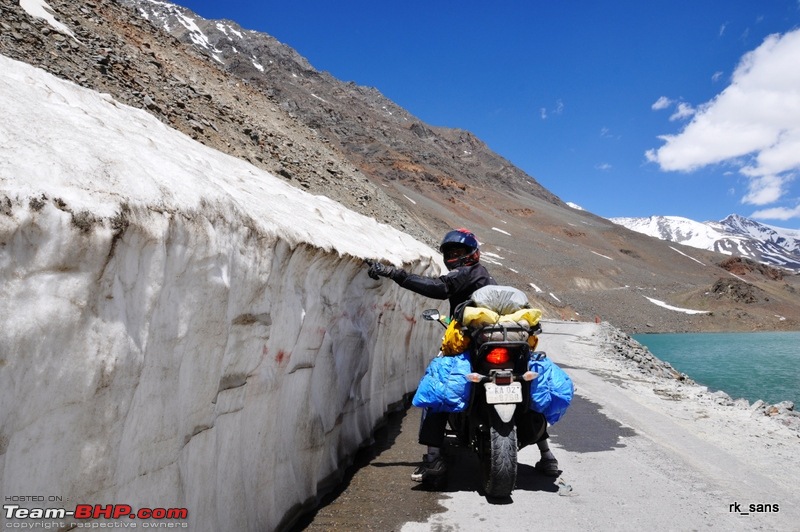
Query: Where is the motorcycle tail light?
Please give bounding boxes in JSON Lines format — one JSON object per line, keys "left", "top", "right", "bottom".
{"left": 485, "top": 347, "right": 511, "bottom": 365}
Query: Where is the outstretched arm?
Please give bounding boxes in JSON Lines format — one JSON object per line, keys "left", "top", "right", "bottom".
{"left": 366, "top": 260, "right": 450, "bottom": 300}
{"left": 391, "top": 269, "right": 450, "bottom": 300}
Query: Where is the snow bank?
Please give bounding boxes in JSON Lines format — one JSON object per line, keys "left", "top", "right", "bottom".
{"left": 0, "top": 55, "right": 440, "bottom": 531}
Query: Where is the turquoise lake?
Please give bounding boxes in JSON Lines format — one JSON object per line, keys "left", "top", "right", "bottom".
{"left": 633, "top": 331, "right": 800, "bottom": 406}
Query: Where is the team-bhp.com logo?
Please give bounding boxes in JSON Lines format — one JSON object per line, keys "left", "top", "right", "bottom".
{"left": 4, "top": 504, "right": 188, "bottom": 528}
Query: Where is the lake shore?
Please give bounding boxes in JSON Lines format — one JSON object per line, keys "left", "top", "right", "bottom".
{"left": 596, "top": 321, "right": 799, "bottom": 432}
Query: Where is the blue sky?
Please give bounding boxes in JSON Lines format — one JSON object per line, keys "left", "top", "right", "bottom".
{"left": 171, "top": 1, "right": 800, "bottom": 226}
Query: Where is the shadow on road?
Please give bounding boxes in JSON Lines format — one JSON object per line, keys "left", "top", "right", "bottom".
{"left": 289, "top": 391, "right": 632, "bottom": 530}
{"left": 288, "top": 404, "right": 450, "bottom": 531}
{"left": 549, "top": 393, "right": 637, "bottom": 453}
{"left": 407, "top": 440, "right": 559, "bottom": 502}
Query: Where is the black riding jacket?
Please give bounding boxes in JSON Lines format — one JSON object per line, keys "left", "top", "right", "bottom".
{"left": 391, "top": 262, "right": 497, "bottom": 317}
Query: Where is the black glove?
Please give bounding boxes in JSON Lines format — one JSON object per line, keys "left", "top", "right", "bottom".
{"left": 367, "top": 261, "right": 396, "bottom": 280}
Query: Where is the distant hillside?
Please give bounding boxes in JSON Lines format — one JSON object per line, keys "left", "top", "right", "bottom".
{"left": 610, "top": 214, "right": 800, "bottom": 272}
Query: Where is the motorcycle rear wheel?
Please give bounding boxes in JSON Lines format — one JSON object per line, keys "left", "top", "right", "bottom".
{"left": 481, "top": 418, "right": 518, "bottom": 497}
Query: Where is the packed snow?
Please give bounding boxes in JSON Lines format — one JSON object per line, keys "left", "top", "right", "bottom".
{"left": 644, "top": 296, "right": 710, "bottom": 315}
{"left": 591, "top": 250, "right": 614, "bottom": 261}
{"left": 491, "top": 226, "right": 512, "bottom": 236}
{"left": 0, "top": 54, "right": 442, "bottom": 531}
{"left": 669, "top": 245, "right": 706, "bottom": 265}
{"left": 19, "top": 0, "right": 76, "bottom": 38}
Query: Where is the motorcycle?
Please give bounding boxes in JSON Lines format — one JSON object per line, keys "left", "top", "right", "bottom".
{"left": 421, "top": 308, "right": 541, "bottom": 498}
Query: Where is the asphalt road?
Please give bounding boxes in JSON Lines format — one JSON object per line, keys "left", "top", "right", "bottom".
{"left": 290, "top": 388, "right": 645, "bottom": 532}
{"left": 291, "top": 321, "right": 800, "bottom": 532}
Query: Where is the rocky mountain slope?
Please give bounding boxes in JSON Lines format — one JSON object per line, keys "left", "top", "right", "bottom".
{"left": 3, "top": 0, "right": 800, "bottom": 333}
{"left": 121, "top": 0, "right": 562, "bottom": 203}
{"left": 612, "top": 214, "right": 800, "bottom": 272}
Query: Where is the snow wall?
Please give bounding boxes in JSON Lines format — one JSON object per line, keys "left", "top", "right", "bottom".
{"left": 0, "top": 55, "right": 441, "bottom": 531}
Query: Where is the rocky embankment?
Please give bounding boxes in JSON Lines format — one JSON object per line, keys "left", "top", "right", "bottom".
{"left": 599, "top": 323, "right": 799, "bottom": 432}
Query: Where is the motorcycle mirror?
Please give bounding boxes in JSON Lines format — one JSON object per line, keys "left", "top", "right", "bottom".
{"left": 421, "top": 309, "right": 441, "bottom": 322}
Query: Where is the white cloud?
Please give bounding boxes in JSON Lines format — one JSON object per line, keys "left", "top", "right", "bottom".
{"left": 646, "top": 28, "right": 800, "bottom": 208}
{"left": 750, "top": 203, "right": 800, "bottom": 220}
{"left": 740, "top": 129, "right": 800, "bottom": 178}
{"left": 651, "top": 96, "right": 672, "bottom": 110}
{"left": 595, "top": 162, "right": 612, "bottom": 171}
{"left": 669, "top": 102, "right": 696, "bottom": 121}
{"left": 540, "top": 99, "right": 564, "bottom": 120}
{"left": 741, "top": 174, "right": 792, "bottom": 205}
{"left": 741, "top": 27, "right": 751, "bottom": 42}
{"left": 652, "top": 97, "right": 695, "bottom": 120}
{"left": 600, "top": 126, "right": 621, "bottom": 140}
{"left": 711, "top": 71, "right": 724, "bottom": 83}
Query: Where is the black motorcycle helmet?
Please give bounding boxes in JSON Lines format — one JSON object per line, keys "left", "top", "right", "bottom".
{"left": 439, "top": 228, "right": 481, "bottom": 270}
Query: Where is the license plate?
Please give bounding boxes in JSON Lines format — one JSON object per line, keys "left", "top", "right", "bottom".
{"left": 485, "top": 382, "right": 522, "bottom": 404}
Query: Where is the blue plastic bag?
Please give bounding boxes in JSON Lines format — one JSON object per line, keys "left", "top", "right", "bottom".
{"left": 412, "top": 352, "right": 472, "bottom": 413}
{"left": 528, "top": 353, "right": 574, "bottom": 424}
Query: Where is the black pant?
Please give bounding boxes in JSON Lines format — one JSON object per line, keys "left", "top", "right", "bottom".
{"left": 418, "top": 410, "right": 450, "bottom": 447}
{"left": 418, "top": 409, "right": 548, "bottom": 448}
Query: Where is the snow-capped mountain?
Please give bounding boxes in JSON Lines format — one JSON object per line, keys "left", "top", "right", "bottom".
{"left": 611, "top": 214, "right": 800, "bottom": 272}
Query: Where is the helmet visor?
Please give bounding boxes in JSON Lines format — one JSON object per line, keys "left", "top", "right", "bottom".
{"left": 443, "top": 245, "right": 470, "bottom": 262}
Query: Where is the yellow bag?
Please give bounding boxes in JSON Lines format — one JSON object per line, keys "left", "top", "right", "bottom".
{"left": 502, "top": 308, "right": 541, "bottom": 349}
{"left": 528, "top": 334, "right": 539, "bottom": 351}
{"left": 441, "top": 319, "right": 471, "bottom": 355}
{"left": 503, "top": 308, "right": 542, "bottom": 327}
{"left": 461, "top": 306, "right": 500, "bottom": 327}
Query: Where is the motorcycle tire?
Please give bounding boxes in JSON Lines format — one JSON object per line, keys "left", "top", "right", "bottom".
{"left": 481, "top": 417, "right": 518, "bottom": 498}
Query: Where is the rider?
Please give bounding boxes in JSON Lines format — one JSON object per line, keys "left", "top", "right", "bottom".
{"left": 368, "top": 228, "right": 560, "bottom": 482}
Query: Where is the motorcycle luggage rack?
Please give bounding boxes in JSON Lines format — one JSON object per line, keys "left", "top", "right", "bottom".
{"left": 468, "top": 322, "right": 541, "bottom": 348}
